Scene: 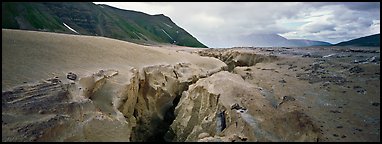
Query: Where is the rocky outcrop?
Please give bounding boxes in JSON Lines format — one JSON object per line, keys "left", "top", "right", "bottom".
{"left": 2, "top": 29, "right": 230, "bottom": 142}
{"left": 195, "top": 48, "right": 278, "bottom": 71}
{"left": 166, "top": 71, "right": 319, "bottom": 142}
{"left": 2, "top": 62, "right": 226, "bottom": 142}
{"left": 119, "top": 63, "right": 225, "bottom": 141}
{"left": 2, "top": 48, "right": 322, "bottom": 142}
{"left": 2, "top": 69, "right": 131, "bottom": 142}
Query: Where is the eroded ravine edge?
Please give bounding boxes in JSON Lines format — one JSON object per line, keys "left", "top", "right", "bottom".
{"left": 2, "top": 49, "right": 320, "bottom": 142}
{"left": 2, "top": 62, "right": 227, "bottom": 142}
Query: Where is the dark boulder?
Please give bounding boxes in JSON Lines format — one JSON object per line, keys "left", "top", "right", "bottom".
{"left": 349, "top": 66, "right": 364, "bottom": 73}
{"left": 67, "top": 72, "right": 77, "bottom": 80}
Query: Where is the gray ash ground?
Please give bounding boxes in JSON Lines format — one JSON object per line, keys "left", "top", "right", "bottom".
{"left": 2, "top": 44, "right": 379, "bottom": 142}
{"left": 196, "top": 46, "right": 380, "bottom": 142}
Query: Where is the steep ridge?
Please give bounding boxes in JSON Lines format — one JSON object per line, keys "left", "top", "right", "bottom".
{"left": 334, "top": 33, "right": 380, "bottom": 47}
{"left": 2, "top": 2, "right": 207, "bottom": 48}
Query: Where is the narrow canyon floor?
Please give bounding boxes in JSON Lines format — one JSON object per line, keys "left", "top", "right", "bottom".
{"left": 2, "top": 29, "right": 380, "bottom": 142}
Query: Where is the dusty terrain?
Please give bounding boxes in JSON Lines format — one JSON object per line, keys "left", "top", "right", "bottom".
{"left": 193, "top": 46, "right": 380, "bottom": 142}
{"left": 2, "top": 29, "right": 225, "bottom": 142}
{"left": 2, "top": 29, "right": 380, "bottom": 142}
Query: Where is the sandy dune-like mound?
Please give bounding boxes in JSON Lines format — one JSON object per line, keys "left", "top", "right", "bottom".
{"left": 2, "top": 29, "right": 224, "bottom": 91}
{"left": 2, "top": 29, "right": 226, "bottom": 141}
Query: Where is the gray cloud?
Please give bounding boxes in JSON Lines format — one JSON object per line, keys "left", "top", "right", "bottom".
{"left": 94, "top": 2, "right": 380, "bottom": 47}
{"left": 302, "top": 22, "right": 336, "bottom": 33}
{"left": 306, "top": 2, "right": 380, "bottom": 11}
{"left": 343, "top": 2, "right": 380, "bottom": 11}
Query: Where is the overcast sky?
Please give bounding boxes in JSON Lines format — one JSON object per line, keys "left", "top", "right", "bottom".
{"left": 94, "top": 2, "right": 380, "bottom": 48}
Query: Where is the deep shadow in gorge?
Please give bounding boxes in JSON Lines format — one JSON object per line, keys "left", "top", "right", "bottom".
{"left": 146, "top": 93, "right": 183, "bottom": 142}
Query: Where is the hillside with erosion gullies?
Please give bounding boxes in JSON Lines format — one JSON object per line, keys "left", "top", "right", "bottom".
{"left": 2, "top": 2, "right": 207, "bottom": 48}
{"left": 2, "top": 29, "right": 380, "bottom": 142}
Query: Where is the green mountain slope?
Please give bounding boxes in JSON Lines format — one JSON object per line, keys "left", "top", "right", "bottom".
{"left": 2, "top": 2, "right": 207, "bottom": 48}
{"left": 334, "top": 34, "right": 380, "bottom": 47}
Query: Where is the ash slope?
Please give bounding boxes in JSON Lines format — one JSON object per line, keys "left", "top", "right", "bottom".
{"left": 2, "top": 29, "right": 224, "bottom": 142}
{"left": 2, "top": 29, "right": 219, "bottom": 91}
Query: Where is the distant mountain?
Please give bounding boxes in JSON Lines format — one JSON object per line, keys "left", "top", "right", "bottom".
{"left": 334, "top": 34, "right": 380, "bottom": 47}
{"left": 240, "top": 33, "right": 289, "bottom": 47}
{"left": 2, "top": 2, "right": 207, "bottom": 48}
{"left": 288, "top": 39, "right": 332, "bottom": 47}
{"left": 238, "top": 33, "right": 331, "bottom": 47}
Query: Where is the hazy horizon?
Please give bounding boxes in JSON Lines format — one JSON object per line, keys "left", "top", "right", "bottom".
{"left": 94, "top": 2, "right": 380, "bottom": 48}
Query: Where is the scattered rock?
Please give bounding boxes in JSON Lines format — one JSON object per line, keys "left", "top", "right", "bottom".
{"left": 353, "top": 59, "right": 366, "bottom": 64}
{"left": 279, "top": 79, "right": 287, "bottom": 83}
{"left": 353, "top": 86, "right": 367, "bottom": 95}
{"left": 47, "top": 78, "right": 61, "bottom": 84}
{"left": 38, "top": 110, "right": 45, "bottom": 114}
{"left": 238, "top": 109, "right": 246, "bottom": 113}
{"left": 67, "top": 72, "right": 77, "bottom": 80}
{"left": 198, "top": 132, "right": 210, "bottom": 139}
{"left": 353, "top": 86, "right": 361, "bottom": 89}
{"left": 282, "top": 96, "right": 295, "bottom": 101}
{"left": 240, "top": 137, "right": 248, "bottom": 141}
{"left": 325, "top": 76, "right": 347, "bottom": 85}
{"left": 349, "top": 66, "right": 364, "bottom": 73}
{"left": 329, "top": 110, "right": 341, "bottom": 113}
{"left": 277, "top": 96, "right": 296, "bottom": 107}
{"left": 336, "top": 126, "right": 343, "bottom": 129}
{"left": 230, "top": 103, "right": 247, "bottom": 111}
{"left": 312, "top": 63, "right": 321, "bottom": 71}
{"left": 302, "top": 53, "right": 311, "bottom": 57}
{"left": 371, "top": 102, "right": 380, "bottom": 107}
{"left": 197, "top": 136, "right": 223, "bottom": 142}
{"left": 261, "top": 68, "right": 275, "bottom": 71}
{"left": 228, "top": 134, "right": 248, "bottom": 142}
{"left": 288, "top": 65, "right": 297, "bottom": 69}
{"left": 95, "top": 69, "right": 105, "bottom": 77}
{"left": 231, "top": 103, "right": 241, "bottom": 110}
{"left": 369, "top": 56, "right": 379, "bottom": 63}
{"left": 354, "top": 128, "right": 363, "bottom": 132}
